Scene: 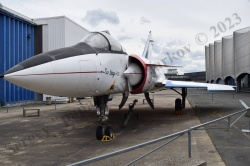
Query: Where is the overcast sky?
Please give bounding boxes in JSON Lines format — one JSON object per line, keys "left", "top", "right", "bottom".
{"left": 1, "top": 0, "right": 250, "bottom": 73}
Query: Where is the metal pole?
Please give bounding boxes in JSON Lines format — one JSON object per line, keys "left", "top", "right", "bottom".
{"left": 227, "top": 117, "right": 231, "bottom": 130}
{"left": 188, "top": 130, "right": 192, "bottom": 158}
{"left": 211, "top": 93, "right": 213, "bottom": 103}
{"left": 55, "top": 100, "right": 57, "bottom": 110}
{"left": 125, "top": 135, "right": 183, "bottom": 166}
{"left": 249, "top": 115, "right": 250, "bottom": 131}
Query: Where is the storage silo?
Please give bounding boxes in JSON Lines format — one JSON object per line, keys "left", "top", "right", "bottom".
{"left": 234, "top": 27, "right": 250, "bottom": 78}
{"left": 222, "top": 35, "right": 234, "bottom": 82}
{"left": 205, "top": 45, "right": 210, "bottom": 82}
{"left": 209, "top": 44, "right": 215, "bottom": 83}
{"left": 214, "top": 40, "right": 223, "bottom": 84}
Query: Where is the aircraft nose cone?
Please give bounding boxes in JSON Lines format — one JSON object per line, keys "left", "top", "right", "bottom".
{"left": 5, "top": 64, "right": 24, "bottom": 75}
{"left": 4, "top": 59, "right": 55, "bottom": 94}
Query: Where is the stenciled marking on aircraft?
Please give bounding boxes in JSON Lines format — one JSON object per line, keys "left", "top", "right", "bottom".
{"left": 102, "top": 68, "right": 120, "bottom": 78}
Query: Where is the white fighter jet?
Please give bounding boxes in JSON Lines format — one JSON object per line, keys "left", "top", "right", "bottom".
{"left": 1, "top": 31, "right": 235, "bottom": 141}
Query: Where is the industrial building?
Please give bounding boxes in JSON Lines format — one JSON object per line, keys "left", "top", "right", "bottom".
{"left": 205, "top": 27, "right": 250, "bottom": 92}
{"left": 164, "top": 69, "right": 206, "bottom": 82}
{"left": 184, "top": 71, "right": 206, "bottom": 82}
{"left": 0, "top": 3, "right": 89, "bottom": 105}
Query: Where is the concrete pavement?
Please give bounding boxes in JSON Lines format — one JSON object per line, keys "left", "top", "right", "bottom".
{"left": 187, "top": 89, "right": 250, "bottom": 166}
{"left": 0, "top": 90, "right": 226, "bottom": 166}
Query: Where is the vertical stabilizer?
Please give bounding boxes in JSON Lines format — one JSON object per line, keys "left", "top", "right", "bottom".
{"left": 142, "top": 31, "right": 154, "bottom": 59}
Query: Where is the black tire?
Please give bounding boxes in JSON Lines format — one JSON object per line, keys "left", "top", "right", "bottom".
{"left": 96, "top": 126, "right": 103, "bottom": 140}
{"left": 175, "top": 98, "right": 182, "bottom": 110}
{"left": 105, "top": 126, "right": 113, "bottom": 138}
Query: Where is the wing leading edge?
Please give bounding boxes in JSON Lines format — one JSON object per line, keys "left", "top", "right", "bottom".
{"left": 164, "top": 80, "right": 235, "bottom": 92}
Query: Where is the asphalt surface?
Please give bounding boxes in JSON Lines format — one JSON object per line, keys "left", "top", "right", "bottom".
{"left": 187, "top": 89, "right": 250, "bottom": 166}
{"left": 0, "top": 90, "right": 229, "bottom": 166}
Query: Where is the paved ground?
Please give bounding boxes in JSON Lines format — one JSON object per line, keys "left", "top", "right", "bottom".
{"left": 0, "top": 90, "right": 226, "bottom": 166}
{"left": 187, "top": 89, "right": 250, "bottom": 166}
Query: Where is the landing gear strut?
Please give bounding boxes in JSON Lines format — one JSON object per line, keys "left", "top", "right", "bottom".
{"left": 122, "top": 99, "right": 138, "bottom": 127}
{"left": 94, "top": 95, "right": 114, "bottom": 141}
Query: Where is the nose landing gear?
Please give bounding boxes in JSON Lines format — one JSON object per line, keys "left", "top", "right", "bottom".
{"left": 94, "top": 95, "right": 115, "bottom": 141}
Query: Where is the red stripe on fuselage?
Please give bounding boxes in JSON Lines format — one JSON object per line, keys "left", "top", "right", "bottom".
{"left": 8, "top": 71, "right": 102, "bottom": 77}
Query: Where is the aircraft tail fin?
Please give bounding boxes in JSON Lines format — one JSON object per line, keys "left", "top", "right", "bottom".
{"left": 142, "top": 31, "right": 154, "bottom": 59}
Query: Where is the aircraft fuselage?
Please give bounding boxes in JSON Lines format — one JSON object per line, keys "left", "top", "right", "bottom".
{"left": 5, "top": 53, "right": 128, "bottom": 97}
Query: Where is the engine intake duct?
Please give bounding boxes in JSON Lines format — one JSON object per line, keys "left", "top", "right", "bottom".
{"left": 124, "top": 57, "right": 145, "bottom": 90}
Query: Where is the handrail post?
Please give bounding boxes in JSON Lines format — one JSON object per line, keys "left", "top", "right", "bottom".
{"left": 227, "top": 117, "right": 231, "bottom": 130}
{"left": 249, "top": 115, "right": 250, "bottom": 131}
{"left": 188, "top": 129, "right": 192, "bottom": 158}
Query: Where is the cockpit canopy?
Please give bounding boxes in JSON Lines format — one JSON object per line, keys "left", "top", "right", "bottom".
{"left": 80, "top": 32, "right": 123, "bottom": 52}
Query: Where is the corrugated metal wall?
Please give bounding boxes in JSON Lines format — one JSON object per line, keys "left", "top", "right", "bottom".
{"left": 0, "top": 12, "right": 35, "bottom": 105}
{"left": 65, "top": 17, "right": 89, "bottom": 47}
{"left": 34, "top": 17, "right": 65, "bottom": 52}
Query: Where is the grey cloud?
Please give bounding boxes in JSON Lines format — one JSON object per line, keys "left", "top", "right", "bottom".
{"left": 191, "top": 50, "right": 205, "bottom": 60}
{"left": 181, "top": 62, "right": 205, "bottom": 73}
{"left": 117, "top": 35, "right": 133, "bottom": 42}
{"left": 140, "top": 16, "right": 151, "bottom": 24}
{"left": 152, "top": 39, "right": 186, "bottom": 54}
{"left": 82, "top": 9, "right": 119, "bottom": 27}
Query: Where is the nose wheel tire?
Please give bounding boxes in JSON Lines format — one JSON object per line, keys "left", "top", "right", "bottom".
{"left": 105, "top": 126, "right": 114, "bottom": 138}
{"left": 96, "top": 126, "right": 114, "bottom": 141}
{"left": 96, "top": 126, "right": 104, "bottom": 140}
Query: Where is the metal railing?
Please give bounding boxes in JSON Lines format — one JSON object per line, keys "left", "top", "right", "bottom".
{"left": 68, "top": 100, "right": 250, "bottom": 166}
{"left": 0, "top": 100, "right": 44, "bottom": 113}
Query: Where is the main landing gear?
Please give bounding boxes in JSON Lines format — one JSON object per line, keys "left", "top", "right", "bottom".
{"left": 171, "top": 88, "right": 187, "bottom": 116}
{"left": 94, "top": 95, "right": 114, "bottom": 142}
